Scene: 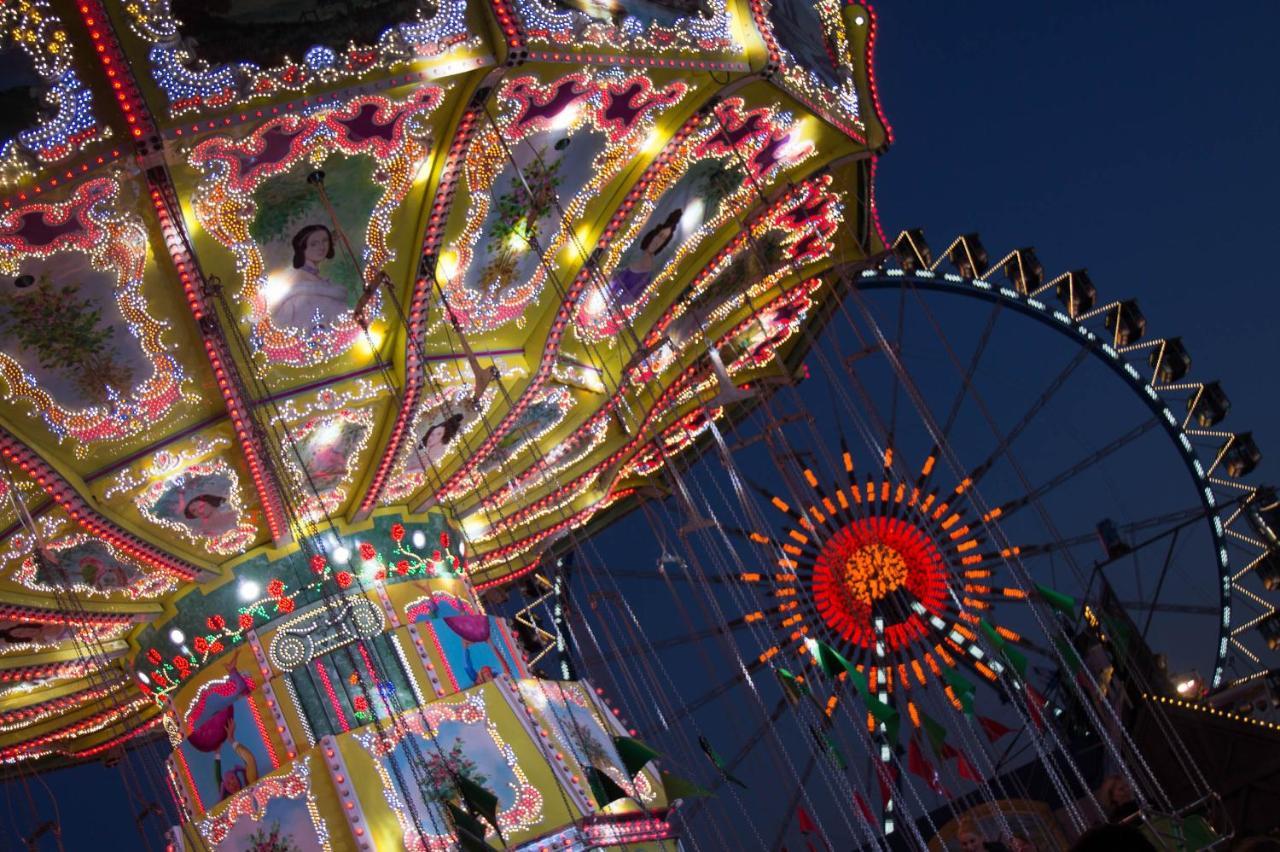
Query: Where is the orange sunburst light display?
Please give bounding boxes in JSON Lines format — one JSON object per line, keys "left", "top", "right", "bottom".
{"left": 741, "top": 445, "right": 1028, "bottom": 701}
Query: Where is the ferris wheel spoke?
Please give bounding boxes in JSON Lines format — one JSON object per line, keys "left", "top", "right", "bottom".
{"left": 888, "top": 282, "right": 908, "bottom": 441}
{"left": 1014, "top": 505, "right": 1212, "bottom": 558}
{"left": 578, "top": 615, "right": 757, "bottom": 670}
{"left": 606, "top": 567, "right": 740, "bottom": 585}
{"left": 680, "top": 697, "right": 791, "bottom": 824}
{"left": 940, "top": 298, "right": 1004, "bottom": 443}
{"left": 993, "top": 417, "right": 1161, "bottom": 519}
{"left": 965, "top": 348, "right": 1089, "bottom": 486}
{"left": 767, "top": 752, "right": 821, "bottom": 852}
{"left": 644, "top": 658, "right": 771, "bottom": 733}
{"left": 1118, "top": 600, "right": 1221, "bottom": 616}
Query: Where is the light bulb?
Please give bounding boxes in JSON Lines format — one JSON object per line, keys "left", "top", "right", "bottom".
{"left": 238, "top": 580, "right": 260, "bottom": 601}
{"left": 411, "top": 530, "right": 426, "bottom": 549}
{"left": 334, "top": 545, "right": 351, "bottom": 564}
{"left": 169, "top": 628, "right": 185, "bottom": 644}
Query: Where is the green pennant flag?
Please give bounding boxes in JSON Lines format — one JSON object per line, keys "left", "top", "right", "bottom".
{"left": 846, "top": 665, "right": 871, "bottom": 698}
{"left": 1052, "top": 636, "right": 1083, "bottom": 674}
{"left": 824, "top": 733, "right": 848, "bottom": 771}
{"left": 456, "top": 776, "right": 500, "bottom": 835}
{"left": 612, "top": 736, "right": 661, "bottom": 778}
{"left": 921, "top": 711, "right": 949, "bottom": 756}
{"left": 811, "top": 725, "right": 848, "bottom": 770}
{"left": 777, "top": 667, "right": 812, "bottom": 703}
{"left": 979, "top": 618, "right": 1029, "bottom": 678}
{"left": 812, "top": 640, "right": 853, "bottom": 680}
{"left": 812, "top": 640, "right": 897, "bottom": 739}
{"left": 868, "top": 696, "right": 901, "bottom": 743}
{"left": 943, "top": 668, "right": 976, "bottom": 715}
{"left": 1034, "top": 583, "right": 1076, "bottom": 618}
{"left": 446, "top": 802, "right": 491, "bottom": 852}
{"left": 1003, "top": 645, "right": 1028, "bottom": 680}
{"left": 585, "top": 766, "right": 630, "bottom": 808}
{"left": 978, "top": 619, "right": 1006, "bottom": 652}
{"left": 660, "top": 770, "right": 713, "bottom": 802}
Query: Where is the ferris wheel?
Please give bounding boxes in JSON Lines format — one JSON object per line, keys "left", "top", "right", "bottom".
{"left": 505, "top": 229, "right": 1278, "bottom": 849}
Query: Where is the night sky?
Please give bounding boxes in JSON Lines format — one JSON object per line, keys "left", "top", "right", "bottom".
{"left": 5, "top": 2, "right": 1278, "bottom": 849}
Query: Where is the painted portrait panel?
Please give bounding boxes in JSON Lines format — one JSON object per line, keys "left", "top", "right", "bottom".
{"left": 254, "top": 158, "right": 379, "bottom": 337}
{"left": 0, "top": 251, "right": 153, "bottom": 412}
{"left": 523, "top": 0, "right": 735, "bottom": 53}
{"left": 0, "top": 47, "right": 43, "bottom": 151}
{"left": 211, "top": 790, "right": 326, "bottom": 851}
{"left": 357, "top": 692, "right": 543, "bottom": 851}
{"left": 34, "top": 537, "right": 142, "bottom": 593}
{"left": 766, "top": 0, "right": 845, "bottom": 89}
{"left": 402, "top": 393, "right": 480, "bottom": 480}
{"left": 287, "top": 408, "right": 373, "bottom": 519}
{"left": 174, "top": 660, "right": 276, "bottom": 811}
{"left": 409, "top": 595, "right": 522, "bottom": 691}
{"left": 0, "top": 618, "right": 77, "bottom": 651}
{"left": 517, "top": 680, "right": 652, "bottom": 800}
{"left": 617, "top": 157, "right": 741, "bottom": 302}
{"left": 189, "top": 93, "right": 442, "bottom": 365}
{"left": 168, "top": 0, "right": 426, "bottom": 69}
{"left": 139, "top": 460, "right": 252, "bottom": 554}
{"left": 578, "top": 156, "right": 745, "bottom": 334}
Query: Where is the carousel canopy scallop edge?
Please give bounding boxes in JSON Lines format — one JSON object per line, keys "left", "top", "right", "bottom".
{"left": 0, "top": 0, "right": 888, "bottom": 788}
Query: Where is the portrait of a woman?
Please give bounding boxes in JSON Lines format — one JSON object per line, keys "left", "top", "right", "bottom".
{"left": 269, "top": 224, "right": 353, "bottom": 329}
{"left": 609, "top": 208, "right": 682, "bottom": 307}
{"left": 180, "top": 492, "right": 239, "bottom": 538}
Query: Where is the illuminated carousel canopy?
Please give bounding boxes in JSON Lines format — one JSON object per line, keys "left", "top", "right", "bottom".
{"left": 0, "top": 0, "right": 889, "bottom": 838}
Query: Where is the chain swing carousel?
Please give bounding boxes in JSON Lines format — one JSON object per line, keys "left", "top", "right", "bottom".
{"left": 1, "top": 1, "right": 1278, "bottom": 851}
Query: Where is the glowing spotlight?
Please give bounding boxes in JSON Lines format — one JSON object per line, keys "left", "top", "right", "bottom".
{"left": 355, "top": 324, "right": 385, "bottom": 359}
{"left": 312, "top": 419, "right": 343, "bottom": 446}
{"left": 462, "top": 516, "right": 488, "bottom": 540}
{"left": 581, "top": 287, "right": 608, "bottom": 319}
{"left": 437, "top": 250, "right": 459, "bottom": 282}
{"left": 679, "top": 199, "right": 705, "bottom": 233}
{"left": 238, "top": 580, "right": 261, "bottom": 601}
{"left": 777, "top": 128, "right": 814, "bottom": 164}
{"left": 506, "top": 218, "right": 531, "bottom": 252}
{"left": 549, "top": 102, "right": 580, "bottom": 132}
{"left": 642, "top": 128, "right": 665, "bottom": 156}
{"left": 260, "top": 272, "right": 291, "bottom": 309}
{"left": 169, "top": 628, "right": 185, "bottom": 645}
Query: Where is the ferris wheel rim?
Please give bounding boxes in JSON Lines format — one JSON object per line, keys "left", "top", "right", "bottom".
{"left": 848, "top": 264, "right": 1255, "bottom": 690}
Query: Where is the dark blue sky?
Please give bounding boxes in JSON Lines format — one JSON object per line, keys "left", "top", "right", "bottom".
{"left": 5, "top": 2, "right": 1278, "bottom": 849}
{"left": 873, "top": 0, "right": 1279, "bottom": 451}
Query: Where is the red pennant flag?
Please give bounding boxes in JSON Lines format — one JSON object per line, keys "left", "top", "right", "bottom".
{"left": 908, "top": 737, "right": 947, "bottom": 796}
{"left": 1025, "top": 684, "right": 1047, "bottom": 732}
{"left": 953, "top": 751, "right": 983, "bottom": 783}
{"left": 796, "top": 805, "right": 818, "bottom": 835}
{"left": 853, "top": 792, "right": 876, "bottom": 826}
{"left": 875, "top": 762, "right": 897, "bottom": 808}
{"left": 978, "top": 715, "right": 1015, "bottom": 742}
